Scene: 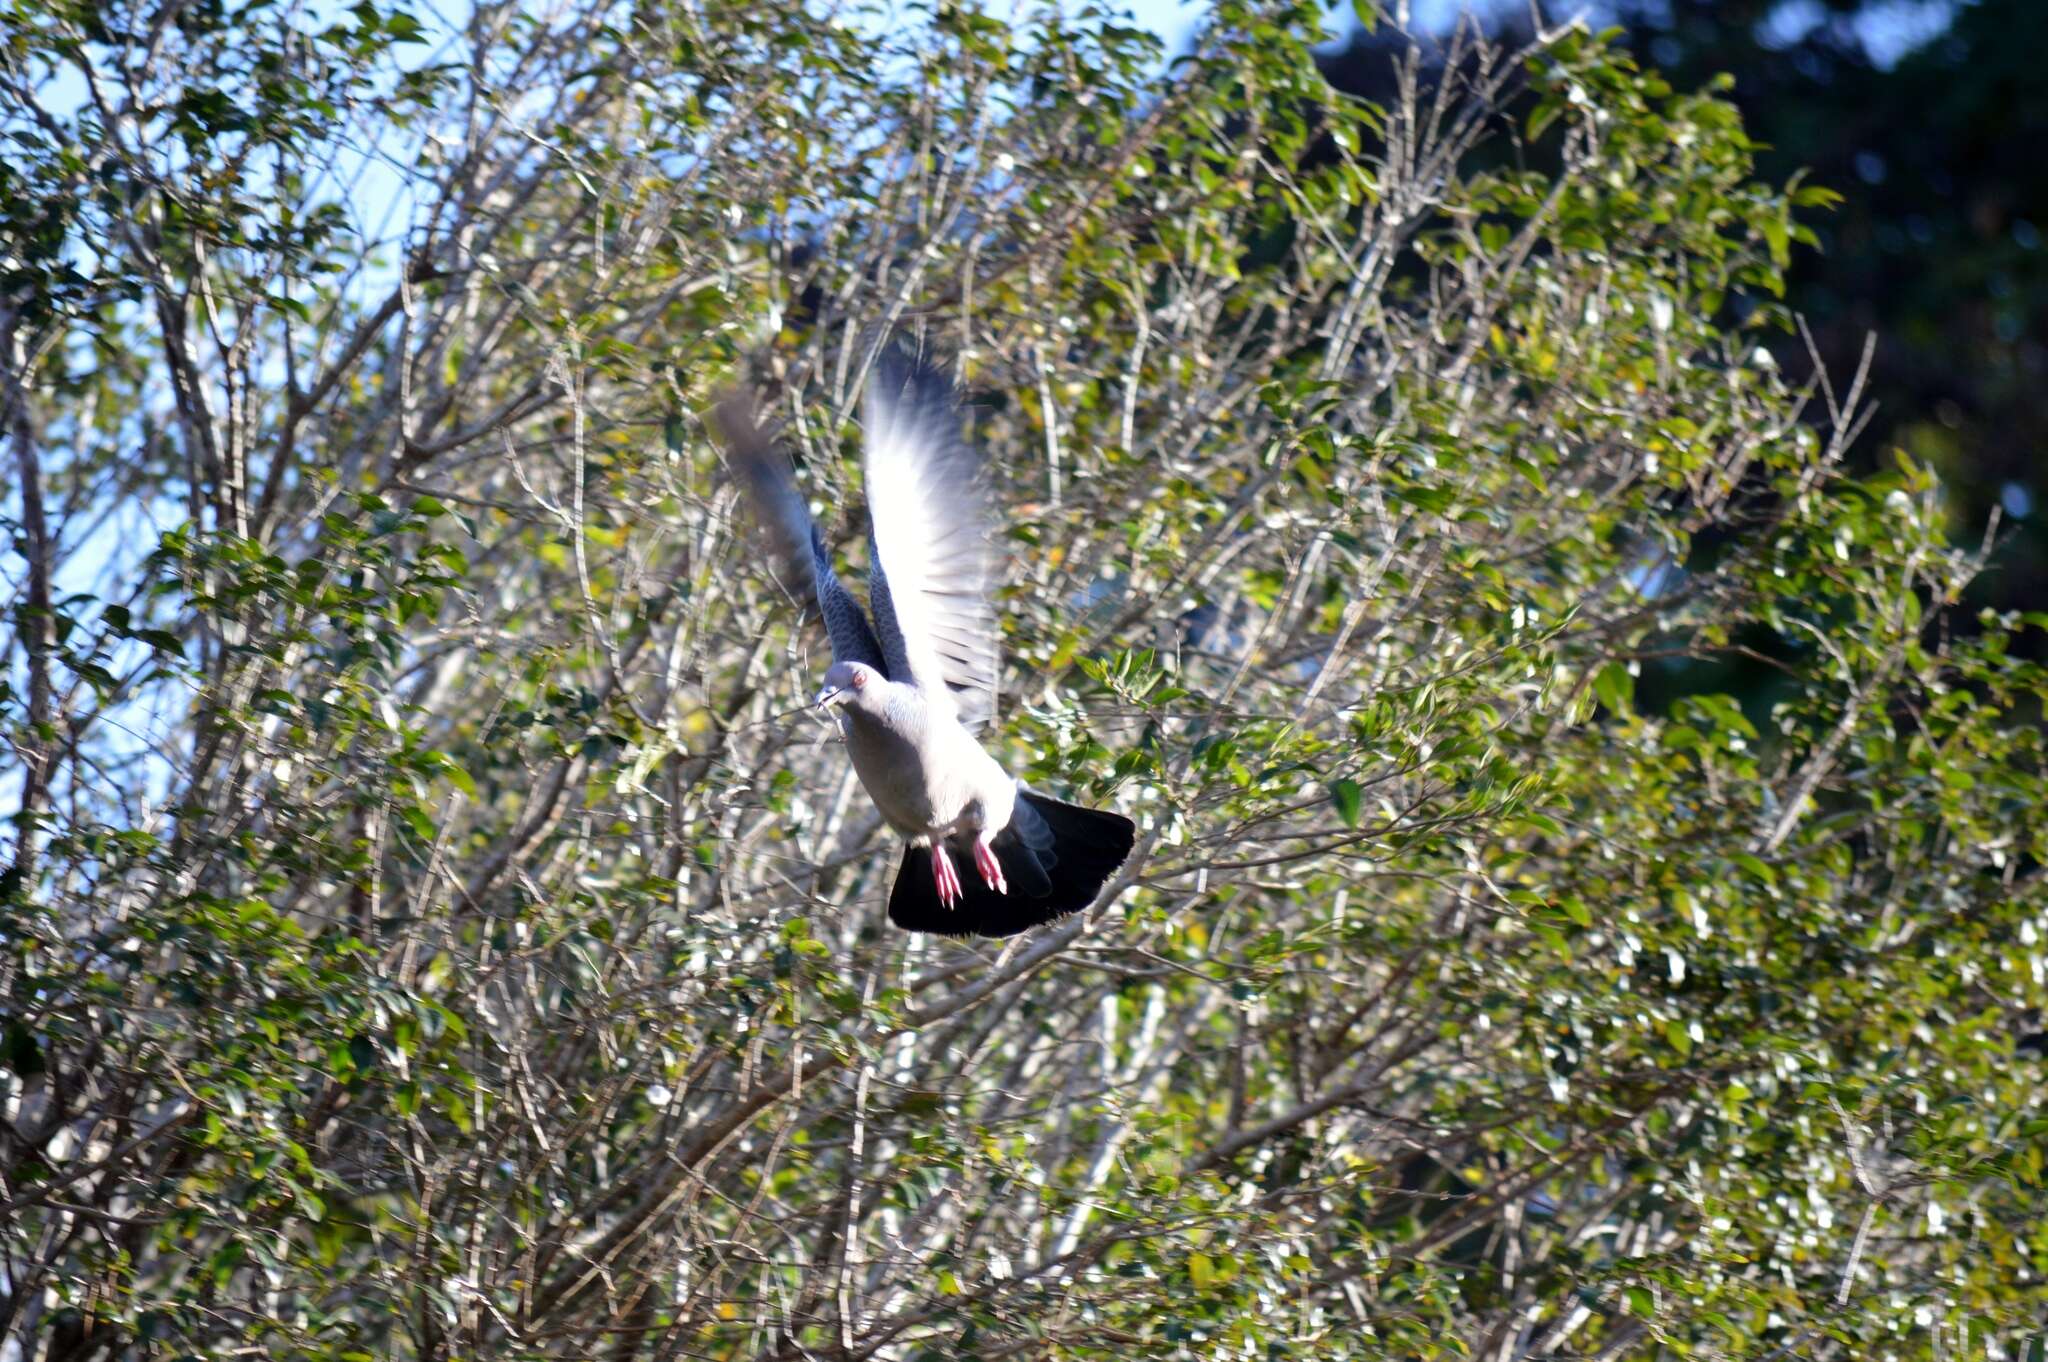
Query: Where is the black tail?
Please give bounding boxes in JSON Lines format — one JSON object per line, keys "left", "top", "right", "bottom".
{"left": 887, "top": 792, "right": 1137, "bottom": 937}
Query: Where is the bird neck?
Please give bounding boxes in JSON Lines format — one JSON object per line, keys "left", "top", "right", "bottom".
{"left": 845, "top": 677, "right": 939, "bottom": 735}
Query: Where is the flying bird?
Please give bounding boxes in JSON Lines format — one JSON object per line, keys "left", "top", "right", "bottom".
{"left": 713, "top": 352, "right": 1136, "bottom": 937}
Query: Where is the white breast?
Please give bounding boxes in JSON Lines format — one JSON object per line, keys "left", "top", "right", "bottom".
{"left": 843, "top": 710, "right": 940, "bottom": 834}
{"left": 841, "top": 702, "right": 1013, "bottom": 843}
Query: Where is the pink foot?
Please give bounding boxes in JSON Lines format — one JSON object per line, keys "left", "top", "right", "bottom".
{"left": 972, "top": 838, "right": 1007, "bottom": 894}
{"left": 930, "top": 843, "right": 964, "bottom": 909}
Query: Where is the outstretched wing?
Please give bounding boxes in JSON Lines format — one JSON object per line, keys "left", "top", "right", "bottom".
{"left": 712, "top": 391, "right": 885, "bottom": 671}
{"left": 861, "top": 352, "right": 999, "bottom": 728}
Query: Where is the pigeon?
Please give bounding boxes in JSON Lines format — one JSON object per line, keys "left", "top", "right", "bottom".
{"left": 713, "top": 351, "right": 1136, "bottom": 937}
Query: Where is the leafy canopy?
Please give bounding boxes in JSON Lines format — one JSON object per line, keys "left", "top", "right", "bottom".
{"left": 1, "top": 1, "right": 2044, "bottom": 1359}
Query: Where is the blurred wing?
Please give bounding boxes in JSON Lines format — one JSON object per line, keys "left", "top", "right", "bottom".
{"left": 712, "top": 391, "right": 885, "bottom": 671}
{"left": 862, "top": 353, "right": 998, "bottom": 728}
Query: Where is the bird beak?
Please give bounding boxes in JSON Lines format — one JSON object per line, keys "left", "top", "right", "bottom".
{"left": 814, "top": 685, "right": 845, "bottom": 709}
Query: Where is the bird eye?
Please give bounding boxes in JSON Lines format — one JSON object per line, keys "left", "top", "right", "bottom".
{"left": 851, "top": 670, "right": 867, "bottom": 688}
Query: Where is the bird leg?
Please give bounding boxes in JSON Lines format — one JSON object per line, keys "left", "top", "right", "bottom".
{"left": 930, "top": 842, "right": 964, "bottom": 909}
{"left": 972, "top": 836, "right": 1007, "bottom": 895}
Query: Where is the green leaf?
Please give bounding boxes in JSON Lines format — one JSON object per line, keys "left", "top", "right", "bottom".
{"left": 1593, "top": 661, "right": 1633, "bottom": 714}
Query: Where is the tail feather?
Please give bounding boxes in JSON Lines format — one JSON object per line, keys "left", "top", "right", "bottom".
{"left": 887, "top": 793, "right": 1136, "bottom": 937}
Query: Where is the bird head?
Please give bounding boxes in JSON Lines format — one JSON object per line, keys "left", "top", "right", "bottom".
{"left": 815, "top": 661, "right": 878, "bottom": 710}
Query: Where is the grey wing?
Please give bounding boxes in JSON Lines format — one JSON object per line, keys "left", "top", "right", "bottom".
{"left": 712, "top": 392, "right": 886, "bottom": 670}
{"left": 861, "top": 351, "right": 1000, "bottom": 729}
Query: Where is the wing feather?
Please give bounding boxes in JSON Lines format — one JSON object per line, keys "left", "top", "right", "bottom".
{"left": 861, "top": 353, "right": 999, "bottom": 727}
{"left": 711, "top": 391, "right": 886, "bottom": 671}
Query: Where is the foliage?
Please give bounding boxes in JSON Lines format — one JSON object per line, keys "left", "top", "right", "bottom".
{"left": 1607, "top": 0, "right": 2048, "bottom": 633}
{"left": 2, "top": 1, "right": 2044, "bottom": 1359}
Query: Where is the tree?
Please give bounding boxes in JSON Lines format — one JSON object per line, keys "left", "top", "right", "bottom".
{"left": 1604, "top": 0, "right": 2048, "bottom": 636}
{"left": 2, "top": 1, "right": 2044, "bottom": 1358}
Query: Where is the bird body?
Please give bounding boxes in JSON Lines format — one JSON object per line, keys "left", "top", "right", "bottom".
{"left": 715, "top": 351, "right": 1135, "bottom": 937}
{"left": 835, "top": 676, "right": 1013, "bottom": 842}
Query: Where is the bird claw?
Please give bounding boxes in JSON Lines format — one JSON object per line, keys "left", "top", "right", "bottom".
{"left": 931, "top": 844, "right": 964, "bottom": 909}
{"left": 972, "top": 839, "right": 1007, "bottom": 895}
